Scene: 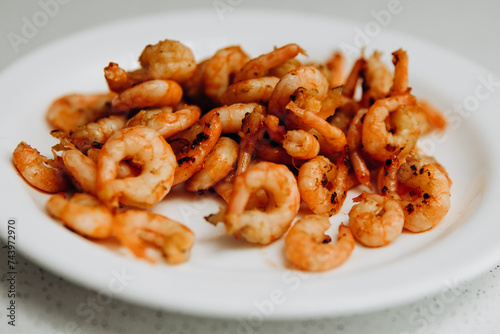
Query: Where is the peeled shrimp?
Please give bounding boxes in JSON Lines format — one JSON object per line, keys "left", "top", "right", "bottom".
{"left": 184, "top": 137, "right": 239, "bottom": 192}
{"left": 67, "top": 115, "right": 127, "bottom": 153}
{"left": 225, "top": 161, "right": 300, "bottom": 244}
{"left": 233, "top": 43, "right": 306, "bottom": 83}
{"left": 12, "top": 142, "right": 70, "bottom": 193}
{"left": 97, "top": 126, "right": 177, "bottom": 209}
{"left": 286, "top": 96, "right": 347, "bottom": 154}
{"left": 326, "top": 51, "right": 345, "bottom": 88}
{"left": 282, "top": 130, "right": 320, "bottom": 160}
{"left": 349, "top": 192, "right": 404, "bottom": 247}
{"left": 46, "top": 92, "right": 115, "bottom": 131}
{"left": 389, "top": 49, "right": 409, "bottom": 96}
{"left": 362, "top": 94, "right": 419, "bottom": 161}
{"left": 268, "top": 58, "right": 302, "bottom": 78}
{"left": 171, "top": 112, "right": 222, "bottom": 186}
{"left": 415, "top": 99, "right": 447, "bottom": 135}
{"left": 126, "top": 104, "right": 201, "bottom": 139}
{"left": 62, "top": 149, "right": 98, "bottom": 195}
{"left": 207, "top": 103, "right": 264, "bottom": 134}
{"left": 397, "top": 152, "right": 451, "bottom": 232}
{"left": 111, "top": 79, "right": 183, "bottom": 112}
{"left": 269, "top": 65, "right": 329, "bottom": 119}
{"left": 221, "top": 76, "right": 280, "bottom": 105}
{"left": 285, "top": 215, "right": 354, "bottom": 272}
{"left": 46, "top": 193, "right": 113, "bottom": 239}
{"left": 298, "top": 152, "right": 350, "bottom": 216}
{"left": 362, "top": 51, "right": 393, "bottom": 104}
{"left": 203, "top": 46, "right": 249, "bottom": 103}
{"left": 114, "top": 210, "right": 194, "bottom": 264}
{"left": 138, "top": 39, "right": 197, "bottom": 83}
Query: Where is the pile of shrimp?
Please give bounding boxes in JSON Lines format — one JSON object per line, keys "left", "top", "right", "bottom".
{"left": 12, "top": 39, "right": 451, "bottom": 271}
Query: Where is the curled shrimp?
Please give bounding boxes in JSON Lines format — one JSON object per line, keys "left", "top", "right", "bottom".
{"left": 46, "top": 92, "right": 115, "bottom": 131}
{"left": 62, "top": 149, "right": 98, "bottom": 195}
{"left": 170, "top": 112, "right": 222, "bottom": 186}
{"left": 347, "top": 108, "right": 371, "bottom": 188}
{"left": 12, "top": 142, "right": 70, "bottom": 193}
{"left": 285, "top": 215, "right": 354, "bottom": 272}
{"left": 126, "top": 104, "right": 201, "bottom": 139}
{"left": 207, "top": 103, "right": 264, "bottom": 134}
{"left": 268, "top": 58, "right": 302, "bottom": 78}
{"left": 221, "top": 76, "right": 280, "bottom": 105}
{"left": 97, "top": 126, "right": 177, "bottom": 209}
{"left": 203, "top": 46, "right": 250, "bottom": 104}
{"left": 348, "top": 192, "right": 404, "bottom": 247}
{"left": 397, "top": 152, "right": 451, "bottom": 232}
{"left": 46, "top": 193, "right": 113, "bottom": 239}
{"left": 104, "top": 62, "right": 143, "bottom": 93}
{"left": 138, "top": 39, "right": 197, "bottom": 83}
{"left": 184, "top": 137, "right": 239, "bottom": 192}
{"left": 233, "top": 43, "right": 306, "bottom": 83}
{"left": 114, "top": 210, "right": 194, "bottom": 264}
{"left": 298, "top": 152, "right": 350, "bottom": 216}
{"left": 66, "top": 115, "right": 127, "bottom": 153}
{"left": 286, "top": 93, "right": 347, "bottom": 154}
{"left": 362, "top": 94, "right": 419, "bottom": 161}
{"left": 268, "top": 65, "right": 329, "bottom": 119}
{"left": 282, "top": 130, "right": 320, "bottom": 160}
{"left": 225, "top": 161, "right": 300, "bottom": 244}
{"left": 111, "top": 79, "right": 183, "bottom": 112}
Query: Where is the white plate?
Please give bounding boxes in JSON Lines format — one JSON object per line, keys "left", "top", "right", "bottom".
{"left": 1, "top": 9, "right": 500, "bottom": 320}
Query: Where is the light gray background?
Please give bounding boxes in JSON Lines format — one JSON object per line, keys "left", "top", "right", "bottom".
{"left": 1, "top": 1, "right": 500, "bottom": 333}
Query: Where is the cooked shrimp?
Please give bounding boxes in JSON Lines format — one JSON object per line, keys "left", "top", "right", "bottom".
{"left": 361, "top": 51, "right": 393, "bottom": 105}
{"left": 264, "top": 114, "right": 286, "bottom": 142}
{"left": 182, "top": 59, "right": 209, "bottom": 102}
{"left": 62, "top": 149, "right": 97, "bottom": 195}
{"left": 236, "top": 107, "right": 266, "bottom": 175}
{"left": 342, "top": 57, "right": 366, "bottom": 99}
{"left": 397, "top": 152, "right": 451, "bottom": 232}
{"left": 46, "top": 193, "right": 113, "bottom": 239}
{"left": 126, "top": 104, "right": 201, "bottom": 139}
{"left": 298, "top": 152, "right": 350, "bottom": 216}
{"left": 200, "top": 102, "right": 264, "bottom": 134}
{"left": 87, "top": 148, "right": 141, "bottom": 179}
{"left": 268, "top": 58, "right": 302, "bottom": 78}
{"left": 268, "top": 65, "right": 329, "bottom": 119}
{"left": 170, "top": 112, "right": 222, "bottom": 186}
{"left": 377, "top": 155, "right": 400, "bottom": 198}
{"left": 13, "top": 142, "right": 70, "bottom": 193}
{"left": 97, "top": 126, "right": 177, "bottom": 209}
{"left": 104, "top": 62, "right": 142, "bottom": 93}
{"left": 111, "top": 80, "right": 183, "bottom": 112}
{"left": 348, "top": 192, "right": 404, "bottom": 247}
{"left": 362, "top": 94, "right": 419, "bottom": 161}
{"left": 233, "top": 43, "right": 306, "bottom": 83}
{"left": 185, "top": 137, "right": 239, "bottom": 192}
{"left": 203, "top": 46, "right": 249, "bottom": 103}
{"left": 286, "top": 95, "right": 347, "bottom": 154}
{"left": 66, "top": 115, "right": 127, "bottom": 153}
{"left": 46, "top": 92, "right": 115, "bottom": 131}
{"left": 389, "top": 49, "right": 409, "bottom": 96}
{"left": 282, "top": 130, "right": 320, "bottom": 160}
{"left": 254, "top": 141, "right": 297, "bottom": 166}
{"left": 326, "top": 51, "right": 345, "bottom": 88}
{"left": 285, "top": 216, "right": 354, "bottom": 272}
{"left": 138, "top": 39, "right": 197, "bottom": 83}
{"left": 114, "top": 210, "right": 194, "bottom": 264}
{"left": 221, "top": 76, "right": 280, "bottom": 105}
{"left": 415, "top": 99, "right": 447, "bottom": 134}
{"left": 347, "top": 108, "right": 371, "bottom": 188}
{"left": 225, "top": 161, "right": 300, "bottom": 244}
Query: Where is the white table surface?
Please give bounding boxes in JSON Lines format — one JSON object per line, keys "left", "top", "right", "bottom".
{"left": 1, "top": 0, "right": 500, "bottom": 333}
